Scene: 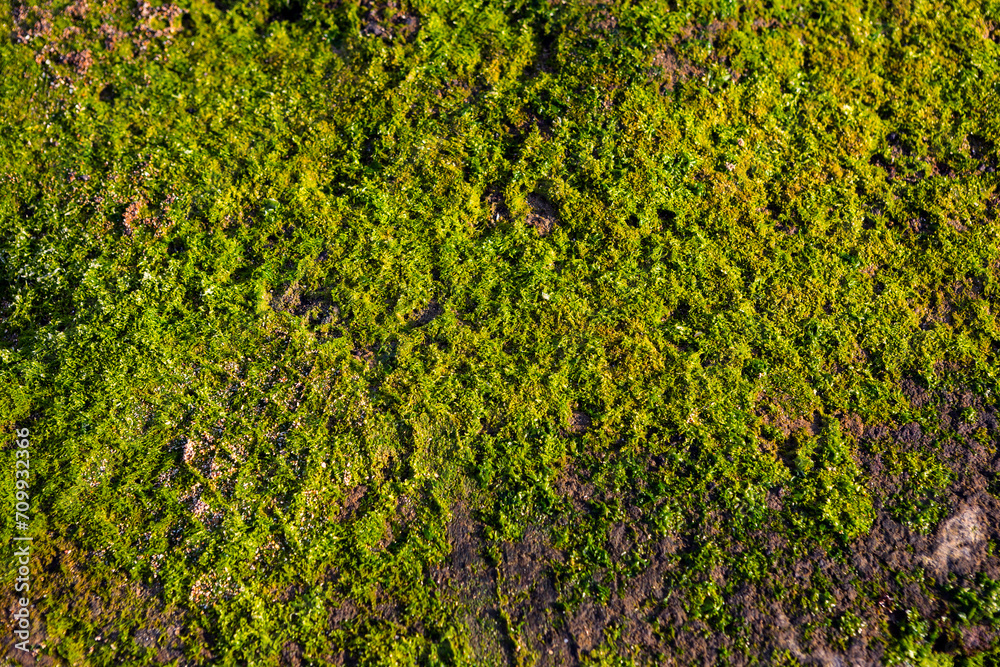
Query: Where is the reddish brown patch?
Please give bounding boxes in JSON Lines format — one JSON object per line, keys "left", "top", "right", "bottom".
{"left": 280, "top": 640, "right": 304, "bottom": 667}
{"left": 335, "top": 484, "right": 369, "bottom": 522}
{"left": 359, "top": 0, "right": 420, "bottom": 42}
{"left": 63, "top": 48, "right": 93, "bottom": 74}
{"left": 65, "top": 0, "right": 89, "bottom": 19}
{"left": 650, "top": 47, "right": 705, "bottom": 92}
{"left": 11, "top": 0, "right": 186, "bottom": 86}
{"left": 649, "top": 18, "right": 756, "bottom": 92}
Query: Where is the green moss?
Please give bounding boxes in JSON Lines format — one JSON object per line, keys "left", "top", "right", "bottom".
{"left": 3, "top": 0, "right": 1000, "bottom": 663}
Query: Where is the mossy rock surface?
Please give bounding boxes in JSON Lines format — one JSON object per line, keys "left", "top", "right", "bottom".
{"left": 3, "top": 0, "right": 1000, "bottom": 664}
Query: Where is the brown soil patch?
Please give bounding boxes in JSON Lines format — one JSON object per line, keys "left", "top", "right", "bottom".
{"left": 270, "top": 283, "right": 340, "bottom": 330}
{"left": 648, "top": 17, "right": 779, "bottom": 93}
{"left": 409, "top": 299, "right": 442, "bottom": 326}
{"left": 359, "top": 0, "right": 420, "bottom": 42}
{"left": 650, "top": 47, "right": 706, "bottom": 92}
{"left": 756, "top": 392, "right": 821, "bottom": 438}
{"left": 11, "top": 0, "right": 186, "bottom": 88}
{"left": 335, "top": 484, "right": 369, "bottom": 522}
{"left": 428, "top": 378, "right": 1000, "bottom": 664}
{"left": 485, "top": 186, "right": 511, "bottom": 225}
{"left": 587, "top": 5, "right": 617, "bottom": 34}
{"left": 430, "top": 504, "right": 514, "bottom": 665}
{"left": 526, "top": 193, "right": 559, "bottom": 236}
{"left": 280, "top": 640, "right": 304, "bottom": 667}
{"left": 566, "top": 410, "right": 592, "bottom": 435}
{"left": 1, "top": 537, "right": 199, "bottom": 665}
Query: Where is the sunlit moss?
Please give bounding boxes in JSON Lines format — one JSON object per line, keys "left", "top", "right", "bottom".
{"left": 2, "top": 0, "right": 1000, "bottom": 663}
